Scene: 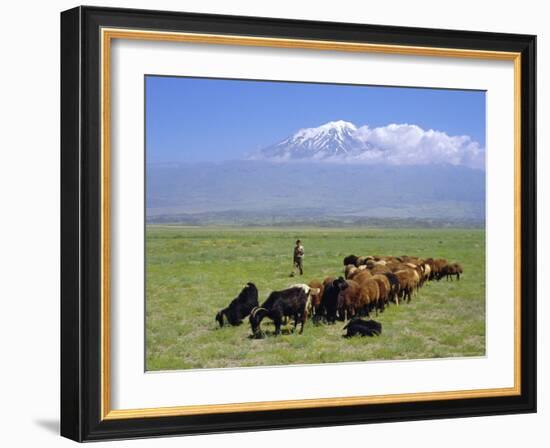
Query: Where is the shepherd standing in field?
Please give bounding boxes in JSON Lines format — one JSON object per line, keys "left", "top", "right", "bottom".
{"left": 291, "top": 239, "right": 305, "bottom": 276}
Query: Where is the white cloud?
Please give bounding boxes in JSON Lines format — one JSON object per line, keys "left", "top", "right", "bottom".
{"left": 353, "top": 123, "right": 485, "bottom": 170}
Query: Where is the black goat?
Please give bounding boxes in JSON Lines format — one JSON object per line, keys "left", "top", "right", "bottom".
{"left": 320, "top": 276, "right": 349, "bottom": 324}
{"left": 343, "top": 318, "right": 382, "bottom": 337}
{"left": 383, "top": 272, "right": 401, "bottom": 305}
{"left": 343, "top": 254, "right": 359, "bottom": 266}
{"left": 249, "top": 286, "right": 309, "bottom": 337}
{"left": 216, "top": 282, "right": 259, "bottom": 327}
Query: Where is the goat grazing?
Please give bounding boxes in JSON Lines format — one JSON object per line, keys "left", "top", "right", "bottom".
{"left": 216, "top": 282, "right": 259, "bottom": 327}
{"left": 249, "top": 286, "right": 311, "bottom": 337}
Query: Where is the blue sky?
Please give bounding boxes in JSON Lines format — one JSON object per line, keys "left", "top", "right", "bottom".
{"left": 145, "top": 75, "right": 485, "bottom": 163}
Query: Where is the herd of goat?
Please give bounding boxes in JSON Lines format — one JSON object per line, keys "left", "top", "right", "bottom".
{"left": 215, "top": 254, "right": 464, "bottom": 338}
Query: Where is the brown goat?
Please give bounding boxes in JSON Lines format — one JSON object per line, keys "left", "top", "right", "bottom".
{"left": 440, "top": 262, "right": 464, "bottom": 281}
{"left": 337, "top": 279, "right": 361, "bottom": 320}
{"left": 349, "top": 269, "right": 373, "bottom": 284}
{"left": 360, "top": 279, "right": 381, "bottom": 316}
{"left": 339, "top": 279, "right": 380, "bottom": 319}
{"left": 394, "top": 269, "right": 418, "bottom": 303}
{"left": 307, "top": 279, "right": 325, "bottom": 315}
{"left": 371, "top": 274, "right": 391, "bottom": 310}
{"left": 431, "top": 258, "right": 449, "bottom": 280}
{"left": 370, "top": 264, "right": 391, "bottom": 275}
{"left": 344, "top": 264, "right": 358, "bottom": 279}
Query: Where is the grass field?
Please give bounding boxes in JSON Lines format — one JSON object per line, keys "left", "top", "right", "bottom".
{"left": 145, "top": 226, "right": 485, "bottom": 371}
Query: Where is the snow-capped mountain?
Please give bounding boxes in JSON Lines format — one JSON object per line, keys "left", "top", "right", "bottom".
{"left": 252, "top": 120, "right": 485, "bottom": 170}
{"left": 257, "top": 120, "right": 366, "bottom": 160}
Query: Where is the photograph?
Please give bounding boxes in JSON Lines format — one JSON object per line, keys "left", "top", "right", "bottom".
{"left": 145, "top": 76, "right": 487, "bottom": 371}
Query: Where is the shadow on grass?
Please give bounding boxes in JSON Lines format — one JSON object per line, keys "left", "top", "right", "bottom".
{"left": 248, "top": 327, "right": 301, "bottom": 339}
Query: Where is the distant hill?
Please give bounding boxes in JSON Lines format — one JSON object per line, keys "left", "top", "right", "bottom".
{"left": 146, "top": 161, "right": 485, "bottom": 227}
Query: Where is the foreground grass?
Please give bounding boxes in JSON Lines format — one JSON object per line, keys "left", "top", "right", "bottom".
{"left": 145, "top": 226, "right": 485, "bottom": 371}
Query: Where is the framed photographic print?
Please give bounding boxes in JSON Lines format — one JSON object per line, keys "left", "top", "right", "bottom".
{"left": 60, "top": 6, "right": 536, "bottom": 442}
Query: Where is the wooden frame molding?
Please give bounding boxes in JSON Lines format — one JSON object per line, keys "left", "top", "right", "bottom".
{"left": 100, "top": 27, "right": 522, "bottom": 421}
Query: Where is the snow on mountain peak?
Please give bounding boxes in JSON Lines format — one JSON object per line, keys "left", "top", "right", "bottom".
{"left": 318, "top": 120, "right": 357, "bottom": 131}
{"left": 258, "top": 120, "right": 362, "bottom": 160}
{"left": 293, "top": 120, "right": 357, "bottom": 140}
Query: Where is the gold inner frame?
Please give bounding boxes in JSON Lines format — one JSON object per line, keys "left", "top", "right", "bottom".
{"left": 100, "top": 27, "right": 522, "bottom": 420}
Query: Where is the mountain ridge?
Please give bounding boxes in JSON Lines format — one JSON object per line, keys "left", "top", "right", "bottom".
{"left": 146, "top": 160, "right": 485, "bottom": 225}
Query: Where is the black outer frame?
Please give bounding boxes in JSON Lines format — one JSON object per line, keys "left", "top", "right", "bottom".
{"left": 60, "top": 5, "right": 537, "bottom": 442}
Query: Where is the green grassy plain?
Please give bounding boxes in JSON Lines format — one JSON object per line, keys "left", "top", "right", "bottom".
{"left": 145, "top": 226, "right": 485, "bottom": 371}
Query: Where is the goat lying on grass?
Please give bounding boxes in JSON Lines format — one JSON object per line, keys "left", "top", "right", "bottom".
{"left": 342, "top": 318, "right": 382, "bottom": 338}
